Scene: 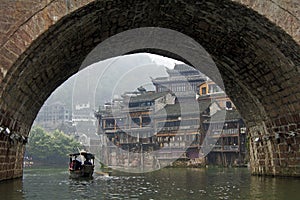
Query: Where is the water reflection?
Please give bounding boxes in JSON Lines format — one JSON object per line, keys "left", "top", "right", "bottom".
{"left": 0, "top": 167, "right": 299, "bottom": 199}
{"left": 0, "top": 177, "right": 23, "bottom": 200}
{"left": 249, "top": 175, "right": 300, "bottom": 200}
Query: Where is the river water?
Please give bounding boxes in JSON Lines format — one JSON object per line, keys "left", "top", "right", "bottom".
{"left": 0, "top": 167, "right": 299, "bottom": 200}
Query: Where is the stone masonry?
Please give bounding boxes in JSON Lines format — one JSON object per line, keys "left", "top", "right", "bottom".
{"left": 0, "top": 0, "right": 299, "bottom": 180}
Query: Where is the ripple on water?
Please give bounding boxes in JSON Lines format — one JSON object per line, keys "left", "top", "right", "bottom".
{"left": 14, "top": 167, "right": 300, "bottom": 200}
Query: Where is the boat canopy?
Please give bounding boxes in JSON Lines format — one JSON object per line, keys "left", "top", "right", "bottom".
{"left": 69, "top": 151, "right": 95, "bottom": 159}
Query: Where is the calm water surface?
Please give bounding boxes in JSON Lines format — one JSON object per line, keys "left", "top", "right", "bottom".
{"left": 0, "top": 167, "right": 299, "bottom": 199}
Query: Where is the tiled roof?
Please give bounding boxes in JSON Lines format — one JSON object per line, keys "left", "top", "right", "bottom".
{"left": 173, "top": 64, "right": 198, "bottom": 72}
{"left": 155, "top": 100, "right": 211, "bottom": 117}
{"left": 203, "top": 110, "right": 242, "bottom": 123}
{"left": 128, "top": 91, "right": 170, "bottom": 103}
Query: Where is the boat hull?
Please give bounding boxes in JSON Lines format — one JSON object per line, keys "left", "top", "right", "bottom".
{"left": 69, "top": 165, "right": 94, "bottom": 178}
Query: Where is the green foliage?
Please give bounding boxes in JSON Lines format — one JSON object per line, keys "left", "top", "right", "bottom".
{"left": 26, "top": 126, "right": 82, "bottom": 165}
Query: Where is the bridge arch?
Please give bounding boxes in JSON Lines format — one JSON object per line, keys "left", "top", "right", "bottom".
{"left": 0, "top": 0, "right": 299, "bottom": 180}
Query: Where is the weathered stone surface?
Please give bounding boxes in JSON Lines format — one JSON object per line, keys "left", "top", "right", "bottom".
{"left": 0, "top": 0, "right": 299, "bottom": 180}
{"left": 233, "top": 0, "right": 300, "bottom": 44}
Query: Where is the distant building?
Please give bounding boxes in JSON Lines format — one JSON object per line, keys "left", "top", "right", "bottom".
{"left": 153, "top": 101, "right": 208, "bottom": 163}
{"left": 72, "top": 102, "right": 96, "bottom": 135}
{"left": 202, "top": 110, "right": 247, "bottom": 166}
{"left": 34, "top": 101, "right": 72, "bottom": 133}
{"left": 95, "top": 89, "right": 176, "bottom": 168}
{"left": 198, "top": 80, "right": 235, "bottom": 111}
{"left": 152, "top": 64, "right": 207, "bottom": 102}
{"left": 198, "top": 80, "right": 247, "bottom": 166}
{"left": 94, "top": 64, "right": 247, "bottom": 168}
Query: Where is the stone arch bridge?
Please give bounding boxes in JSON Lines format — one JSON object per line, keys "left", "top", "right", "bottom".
{"left": 0, "top": 0, "right": 299, "bottom": 180}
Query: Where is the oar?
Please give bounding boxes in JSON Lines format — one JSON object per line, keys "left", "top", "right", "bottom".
{"left": 94, "top": 171, "right": 110, "bottom": 177}
{"left": 93, "top": 156, "right": 111, "bottom": 177}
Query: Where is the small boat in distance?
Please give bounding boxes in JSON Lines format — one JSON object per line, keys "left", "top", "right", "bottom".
{"left": 69, "top": 151, "right": 95, "bottom": 178}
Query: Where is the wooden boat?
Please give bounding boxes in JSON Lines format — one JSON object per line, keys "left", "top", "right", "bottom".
{"left": 68, "top": 151, "right": 95, "bottom": 178}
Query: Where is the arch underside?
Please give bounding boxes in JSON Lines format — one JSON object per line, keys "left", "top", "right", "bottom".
{"left": 0, "top": 0, "right": 299, "bottom": 177}
{"left": 1, "top": 0, "right": 299, "bottom": 133}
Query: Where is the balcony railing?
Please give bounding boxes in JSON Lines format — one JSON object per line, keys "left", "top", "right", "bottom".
{"left": 211, "top": 145, "right": 239, "bottom": 152}
{"left": 206, "top": 128, "right": 239, "bottom": 136}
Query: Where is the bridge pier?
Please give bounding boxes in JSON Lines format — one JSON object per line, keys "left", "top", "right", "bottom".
{"left": 0, "top": 136, "right": 24, "bottom": 181}
{"left": 249, "top": 117, "right": 300, "bottom": 177}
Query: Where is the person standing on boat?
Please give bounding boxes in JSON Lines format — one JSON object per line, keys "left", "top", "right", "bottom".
{"left": 69, "top": 160, "right": 76, "bottom": 170}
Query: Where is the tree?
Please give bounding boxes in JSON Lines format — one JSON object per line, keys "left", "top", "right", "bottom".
{"left": 26, "top": 126, "right": 82, "bottom": 165}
